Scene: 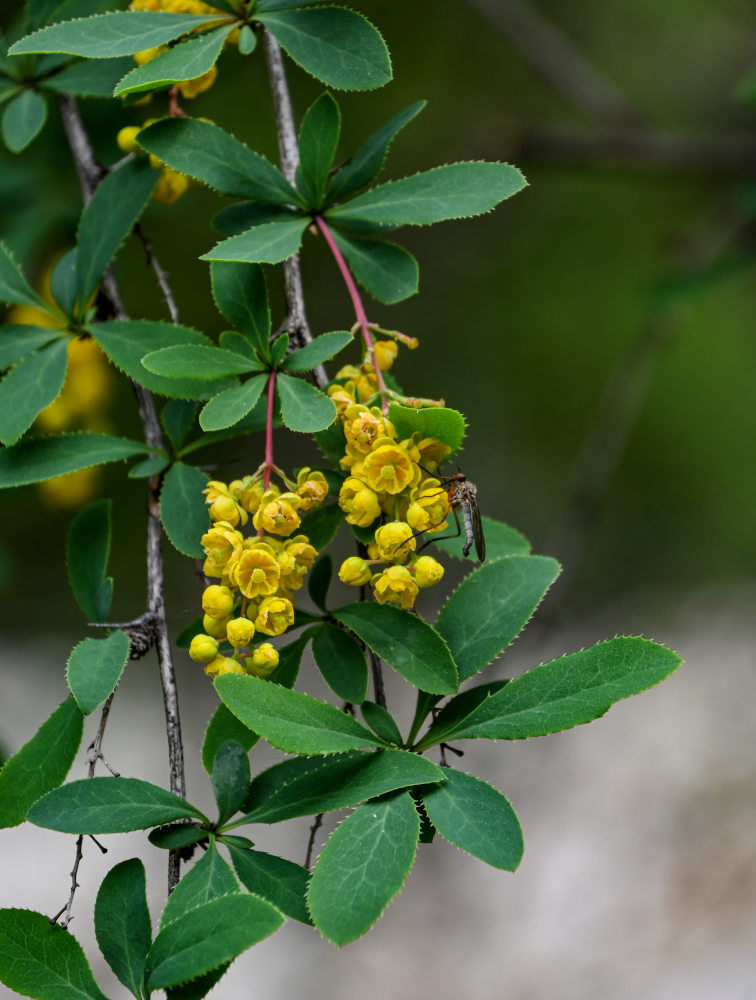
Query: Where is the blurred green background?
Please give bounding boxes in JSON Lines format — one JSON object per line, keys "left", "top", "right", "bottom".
{"left": 2, "top": 0, "right": 756, "bottom": 639}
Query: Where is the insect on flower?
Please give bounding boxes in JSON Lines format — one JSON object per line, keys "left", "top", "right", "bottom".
{"left": 442, "top": 470, "right": 486, "bottom": 562}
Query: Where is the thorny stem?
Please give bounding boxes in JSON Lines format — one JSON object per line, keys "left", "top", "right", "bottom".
{"left": 261, "top": 29, "right": 327, "bottom": 387}
{"left": 59, "top": 95, "right": 186, "bottom": 893}
{"left": 314, "top": 215, "right": 389, "bottom": 415}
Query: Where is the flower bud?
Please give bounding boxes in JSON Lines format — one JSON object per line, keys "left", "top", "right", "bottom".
{"left": 205, "top": 655, "right": 245, "bottom": 678}
{"left": 116, "top": 126, "right": 142, "bottom": 154}
{"left": 188, "top": 634, "right": 219, "bottom": 663}
{"left": 202, "top": 584, "right": 235, "bottom": 620}
{"left": 413, "top": 555, "right": 444, "bottom": 588}
{"left": 209, "top": 494, "right": 247, "bottom": 527}
{"left": 226, "top": 617, "right": 256, "bottom": 648}
{"left": 152, "top": 167, "right": 189, "bottom": 205}
{"left": 374, "top": 521, "right": 416, "bottom": 563}
{"left": 373, "top": 565, "right": 419, "bottom": 610}
{"left": 243, "top": 643, "right": 279, "bottom": 678}
{"left": 338, "top": 556, "right": 372, "bottom": 587}
{"left": 373, "top": 340, "right": 398, "bottom": 371}
{"left": 203, "top": 613, "right": 229, "bottom": 639}
{"left": 254, "top": 596, "right": 294, "bottom": 637}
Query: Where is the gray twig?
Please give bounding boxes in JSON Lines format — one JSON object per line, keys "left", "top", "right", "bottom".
{"left": 136, "top": 224, "right": 180, "bottom": 324}
{"left": 262, "top": 29, "right": 328, "bottom": 388}
{"left": 305, "top": 813, "right": 324, "bottom": 869}
{"left": 59, "top": 95, "right": 186, "bottom": 893}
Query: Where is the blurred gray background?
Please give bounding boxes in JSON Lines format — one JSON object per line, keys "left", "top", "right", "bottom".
{"left": 2, "top": 0, "right": 756, "bottom": 996}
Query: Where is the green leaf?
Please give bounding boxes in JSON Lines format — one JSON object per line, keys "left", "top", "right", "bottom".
{"left": 307, "top": 553, "right": 331, "bottom": 611}
{"left": 128, "top": 455, "right": 169, "bottom": 479}
{"left": 387, "top": 403, "right": 466, "bottom": 455}
{"left": 296, "top": 91, "right": 340, "bottom": 208}
{"left": 434, "top": 515, "right": 530, "bottom": 561}
{"left": 212, "top": 741, "right": 250, "bottom": 825}
{"left": 298, "top": 502, "right": 342, "bottom": 550}
{"left": 202, "top": 703, "right": 259, "bottom": 774}
{"left": 0, "top": 241, "right": 50, "bottom": 310}
{"left": 160, "top": 844, "right": 239, "bottom": 929}
{"left": 311, "top": 622, "right": 368, "bottom": 704}
{"left": 160, "top": 461, "right": 208, "bottom": 558}
{"left": 0, "top": 909, "right": 108, "bottom": 1000}
{"left": 259, "top": 7, "right": 391, "bottom": 91}
{"left": 421, "top": 768, "right": 523, "bottom": 871}
{"left": 266, "top": 628, "right": 313, "bottom": 688}
{"left": 198, "top": 374, "right": 267, "bottom": 432}
{"left": 149, "top": 823, "right": 207, "bottom": 850}
{"left": 212, "top": 202, "right": 298, "bottom": 236}
{"left": 40, "top": 56, "right": 135, "bottom": 97}
{"left": 0, "top": 325, "right": 60, "bottom": 370}
{"left": 88, "top": 319, "right": 231, "bottom": 399}
{"left": 66, "top": 631, "right": 130, "bottom": 716}
{"left": 0, "top": 697, "right": 83, "bottom": 829}
{"left": 10, "top": 12, "right": 222, "bottom": 58}
{"left": 0, "top": 338, "right": 68, "bottom": 445}
{"left": 326, "top": 100, "right": 425, "bottom": 204}
{"left": 328, "top": 161, "right": 527, "bottom": 226}
{"left": 94, "top": 859, "right": 152, "bottom": 999}
{"left": 238, "top": 748, "right": 445, "bottom": 824}
{"left": 161, "top": 398, "right": 197, "bottom": 450}
{"left": 334, "top": 603, "right": 458, "bottom": 695}
{"left": 138, "top": 117, "right": 301, "bottom": 204}
{"left": 269, "top": 332, "right": 289, "bottom": 368}
{"left": 114, "top": 25, "right": 232, "bottom": 96}
{"left": 28, "top": 777, "right": 207, "bottom": 833}
{"left": 0, "top": 432, "right": 149, "bottom": 487}
{"left": 237, "top": 23, "right": 256, "bottom": 54}
{"left": 280, "top": 330, "right": 352, "bottom": 373}
{"left": 145, "top": 894, "right": 283, "bottom": 991}
{"left": 67, "top": 498, "right": 113, "bottom": 622}
{"left": 436, "top": 555, "right": 560, "bottom": 683}
{"left": 331, "top": 230, "right": 418, "bottom": 304}
{"left": 228, "top": 847, "right": 311, "bottom": 925}
{"left": 142, "top": 343, "right": 258, "bottom": 380}
{"left": 308, "top": 791, "right": 418, "bottom": 945}
{"left": 49, "top": 249, "right": 77, "bottom": 316}
{"left": 221, "top": 330, "right": 257, "bottom": 359}
{"left": 210, "top": 260, "right": 270, "bottom": 353}
{"left": 277, "top": 373, "right": 336, "bottom": 432}
{"left": 75, "top": 156, "right": 156, "bottom": 309}
{"left": 419, "top": 637, "right": 683, "bottom": 748}
{"left": 2, "top": 89, "right": 47, "bottom": 153}
{"left": 201, "top": 217, "right": 309, "bottom": 265}
{"left": 361, "top": 701, "right": 402, "bottom": 745}
{"left": 214, "top": 674, "right": 385, "bottom": 754}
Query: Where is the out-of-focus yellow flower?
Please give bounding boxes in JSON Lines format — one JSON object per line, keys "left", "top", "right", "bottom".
{"left": 229, "top": 543, "right": 280, "bottom": 599}
{"left": 178, "top": 65, "right": 217, "bottom": 98}
{"left": 229, "top": 475, "right": 265, "bottom": 514}
{"left": 253, "top": 491, "right": 302, "bottom": 536}
{"left": 152, "top": 168, "right": 190, "bottom": 205}
{"left": 338, "top": 556, "right": 372, "bottom": 587}
{"left": 374, "top": 521, "right": 416, "bottom": 563}
{"left": 254, "top": 596, "right": 294, "bottom": 637}
{"left": 133, "top": 45, "right": 166, "bottom": 66}
{"left": 412, "top": 555, "right": 444, "bottom": 588}
{"left": 36, "top": 338, "right": 113, "bottom": 432}
{"left": 37, "top": 467, "right": 103, "bottom": 509}
{"left": 416, "top": 436, "right": 451, "bottom": 472}
{"left": 116, "top": 126, "right": 143, "bottom": 154}
{"left": 363, "top": 441, "right": 417, "bottom": 495}
{"left": 373, "top": 565, "right": 418, "bottom": 610}
{"left": 189, "top": 634, "right": 219, "bottom": 662}
{"left": 373, "top": 340, "right": 398, "bottom": 371}
{"left": 327, "top": 381, "right": 356, "bottom": 416}
{"left": 243, "top": 642, "right": 279, "bottom": 678}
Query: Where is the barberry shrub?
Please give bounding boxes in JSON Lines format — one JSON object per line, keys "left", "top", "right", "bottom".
{"left": 0, "top": 1, "right": 681, "bottom": 995}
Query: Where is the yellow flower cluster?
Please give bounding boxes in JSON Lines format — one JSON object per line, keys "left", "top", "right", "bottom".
{"left": 188, "top": 469, "right": 328, "bottom": 678}
{"left": 329, "top": 372, "right": 450, "bottom": 610}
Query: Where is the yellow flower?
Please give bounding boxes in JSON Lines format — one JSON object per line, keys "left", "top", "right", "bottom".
{"left": 277, "top": 536, "right": 317, "bottom": 590}
{"left": 243, "top": 643, "right": 279, "bottom": 678}
{"left": 412, "top": 555, "right": 444, "bottom": 588}
{"left": 253, "top": 491, "right": 302, "bottom": 536}
{"left": 133, "top": 45, "right": 166, "bottom": 66}
{"left": 328, "top": 381, "right": 356, "bottom": 416}
{"left": 343, "top": 404, "right": 390, "bottom": 454}
{"left": 416, "top": 436, "right": 451, "bottom": 472}
{"left": 373, "top": 565, "right": 418, "bottom": 610}
{"left": 338, "top": 556, "right": 372, "bottom": 587}
{"left": 338, "top": 477, "right": 381, "bottom": 527}
{"left": 152, "top": 168, "right": 190, "bottom": 205}
{"left": 374, "top": 521, "right": 416, "bottom": 563}
{"left": 209, "top": 493, "right": 248, "bottom": 527}
{"left": 189, "top": 634, "right": 219, "bottom": 662}
{"left": 229, "top": 543, "right": 280, "bottom": 599}
{"left": 254, "top": 596, "right": 294, "bottom": 637}
{"left": 37, "top": 467, "right": 102, "bottom": 509}
{"left": 203, "top": 613, "right": 229, "bottom": 639}
{"left": 178, "top": 65, "right": 217, "bottom": 99}
{"left": 201, "top": 521, "right": 244, "bottom": 571}
{"left": 116, "top": 126, "right": 142, "bottom": 154}
{"left": 406, "top": 483, "right": 450, "bottom": 535}
{"left": 226, "top": 617, "right": 256, "bottom": 648}
{"left": 373, "top": 340, "right": 398, "bottom": 371}
{"left": 296, "top": 468, "right": 328, "bottom": 511}
{"left": 202, "top": 584, "right": 235, "bottom": 620}
{"left": 205, "top": 655, "right": 245, "bottom": 678}
{"left": 363, "top": 441, "right": 417, "bottom": 495}
{"left": 229, "top": 475, "right": 265, "bottom": 514}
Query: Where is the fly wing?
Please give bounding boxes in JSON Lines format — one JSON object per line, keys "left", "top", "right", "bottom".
{"left": 471, "top": 492, "right": 485, "bottom": 562}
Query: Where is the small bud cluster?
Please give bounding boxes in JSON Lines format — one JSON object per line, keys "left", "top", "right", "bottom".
{"left": 329, "top": 352, "right": 449, "bottom": 609}
{"left": 188, "top": 469, "right": 328, "bottom": 679}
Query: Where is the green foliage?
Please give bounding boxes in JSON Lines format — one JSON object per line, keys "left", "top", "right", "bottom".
{"left": 211, "top": 741, "right": 251, "bottom": 825}
{"left": 387, "top": 403, "right": 466, "bottom": 455}
{"left": 94, "top": 859, "right": 152, "bottom": 999}
{"left": 114, "top": 25, "right": 233, "bottom": 96}
{"left": 277, "top": 372, "right": 337, "bottom": 432}
{"left": 142, "top": 343, "right": 260, "bottom": 380}
{"left": 0, "top": 909, "right": 108, "bottom": 1000}
{"left": 433, "top": 515, "right": 530, "bottom": 561}
{"left": 297, "top": 92, "right": 341, "bottom": 208}
{"left": 311, "top": 621, "right": 368, "bottom": 703}
{"left": 210, "top": 261, "right": 270, "bottom": 354}
{"left": 280, "top": 330, "right": 353, "bottom": 372}
{"left": 238, "top": 749, "right": 444, "bottom": 824}
{"left": 2, "top": 89, "right": 47, "bottom": 153}
{"left": 334, "top": 602, "right": 458, "bottom": 695}
{"left": 201, "top": 216, "right": 309, "bottom": 265}
{"left": 0, "top": 697, "right": 83, "bottom": 829}
{"left": 40, "top": 57, "right": 135, "bottom": 98}
{"left": 66, "top": 498, "right": 113, "bottom": 623}
{"left": 360, "top": 701, "right": 403, "bottom": 745}
{"left": 0, "top": 325, "right": 59, "bottom": 370}
{"left": 66, "top": 630, "right": 130, "bottom": 715}
{"left": 159, "top": 846, "right": 239, "bottom": 929}
{"left": 202, "top": 703, "right": 259, "bottom": 774}
{"left": 159, "top": 461, "right": 209, "bottom": 558}
{"left": 215, "top": 673, "right": 386, "bottom": 754}
{"left": 0, "top": 241, "right": 52, "bottom": 311}
{"left": 229, "top": 846, "right": 312, "bottom": 925}
{"left": 421, "top": 769, "right": 523, "bottom": 871}
{"left": 0, "top": 338, "right": 68, "bottom": 445}
{"left": 332, "top": 230, "right": 419, "bottom": 303}
{"left": 28, "top": 777, "right": 207, "bottom": 833}
{"left": 307, "top": 791, "right": 419, "bottom": 945}
{"left": 199, "top": 374, "right": 267, "bottom": 432}
{"left": 0, "top": 432, "right": 150, "bottom": 486}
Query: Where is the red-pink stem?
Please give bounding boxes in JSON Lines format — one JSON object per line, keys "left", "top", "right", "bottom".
{"left": 314, "top": 215, "right": 389, "bottom": 414}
